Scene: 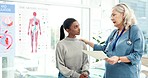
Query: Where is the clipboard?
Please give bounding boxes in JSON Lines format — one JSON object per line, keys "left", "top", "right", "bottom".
{"left": 82, "top": 50, "right": 108, "bottom": 59}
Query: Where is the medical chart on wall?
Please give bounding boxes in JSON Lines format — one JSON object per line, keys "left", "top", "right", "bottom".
{"left": 0, "top": 3, "right": 15, "bottom": 57}
{"left": 15, "top": 3, "right": 50, "bottom": 56}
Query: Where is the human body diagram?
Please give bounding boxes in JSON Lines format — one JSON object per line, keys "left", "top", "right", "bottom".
{"left": 28, "top": 12, "right": 41, "bottom": 53}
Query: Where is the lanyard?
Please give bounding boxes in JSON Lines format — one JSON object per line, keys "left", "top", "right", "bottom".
{"left": 112, "top": 27, "right": 125, "bottom": 51}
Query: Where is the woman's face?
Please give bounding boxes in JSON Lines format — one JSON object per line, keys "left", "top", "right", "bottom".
{"left": 111, "top": 9, "right": 124, "bottom": 27}
{"left": 67, "top": 21, "right": 80, "bottom": 36}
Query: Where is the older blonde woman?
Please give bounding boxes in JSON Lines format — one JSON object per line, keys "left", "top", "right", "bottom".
{"left": 81, "top": 3, "right": 145, "bottom": 78}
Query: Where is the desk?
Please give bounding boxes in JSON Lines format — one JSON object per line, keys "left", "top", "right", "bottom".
{"left": 141, "top": 57, "right": 148, "bottom": 77}
{"left": 142, "top": 57, "right": 148, "bottom": 67}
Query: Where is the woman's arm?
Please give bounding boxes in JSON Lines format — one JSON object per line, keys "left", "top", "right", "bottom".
{"left": 81, "top": 43, "right": 89, "bottom": 76}
{"left": 106, "top": 27, "right": 144, "bottom": 65}
{"left": 105, "top": 56, "right": 130, "bottom": 65}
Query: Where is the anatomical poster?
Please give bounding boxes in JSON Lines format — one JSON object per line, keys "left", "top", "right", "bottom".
{"left": 0, "top": 3, "right": 15, "bottom": 57}
{"left": 15, "top": 3, "right": 50, "bottom": 56}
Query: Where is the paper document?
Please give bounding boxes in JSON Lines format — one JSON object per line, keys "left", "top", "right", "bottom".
{"left": 82, "top": 50, "right": 108, "bottom": 59}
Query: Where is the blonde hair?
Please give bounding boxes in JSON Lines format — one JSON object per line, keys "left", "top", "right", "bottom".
{"left": 112, "top": 3, "right": 137, "bottom": 29}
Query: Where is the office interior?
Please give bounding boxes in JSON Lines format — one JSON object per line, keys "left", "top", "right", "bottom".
{"left": 0, "top": 0, "right": 148, "bottom": 78}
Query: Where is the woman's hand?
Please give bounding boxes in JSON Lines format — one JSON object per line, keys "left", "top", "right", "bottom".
{"left": 80, "top": 38, "right": 94, "bottom": 48}
{"left": 80, "top": 38, "right": 89, "bottom": 44}
{"left": 105, "top": 56, "right": 119, "bottom": 65}
{"left": 79, "top": 73, "right": 88, "bottom": 78}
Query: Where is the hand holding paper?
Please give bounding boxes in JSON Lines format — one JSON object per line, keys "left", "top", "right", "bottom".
{"left": 82, "top": 50, "right": 108, "bottom": 59}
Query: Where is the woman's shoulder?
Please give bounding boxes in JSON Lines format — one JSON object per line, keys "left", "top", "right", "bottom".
{"left": 131, "top": 25, "right": 141, "bottom": 31}
{"left": 110, "top": 29, "right": 118, "bottom": 36}
{"left": 79, "top": 40, "right": 86, "bottom": 45}
{"left": 130, "top": 25, "right": 144, "bottom": 38}
{"left": 56, "top": 39, "right": 66, "bottom": 46}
